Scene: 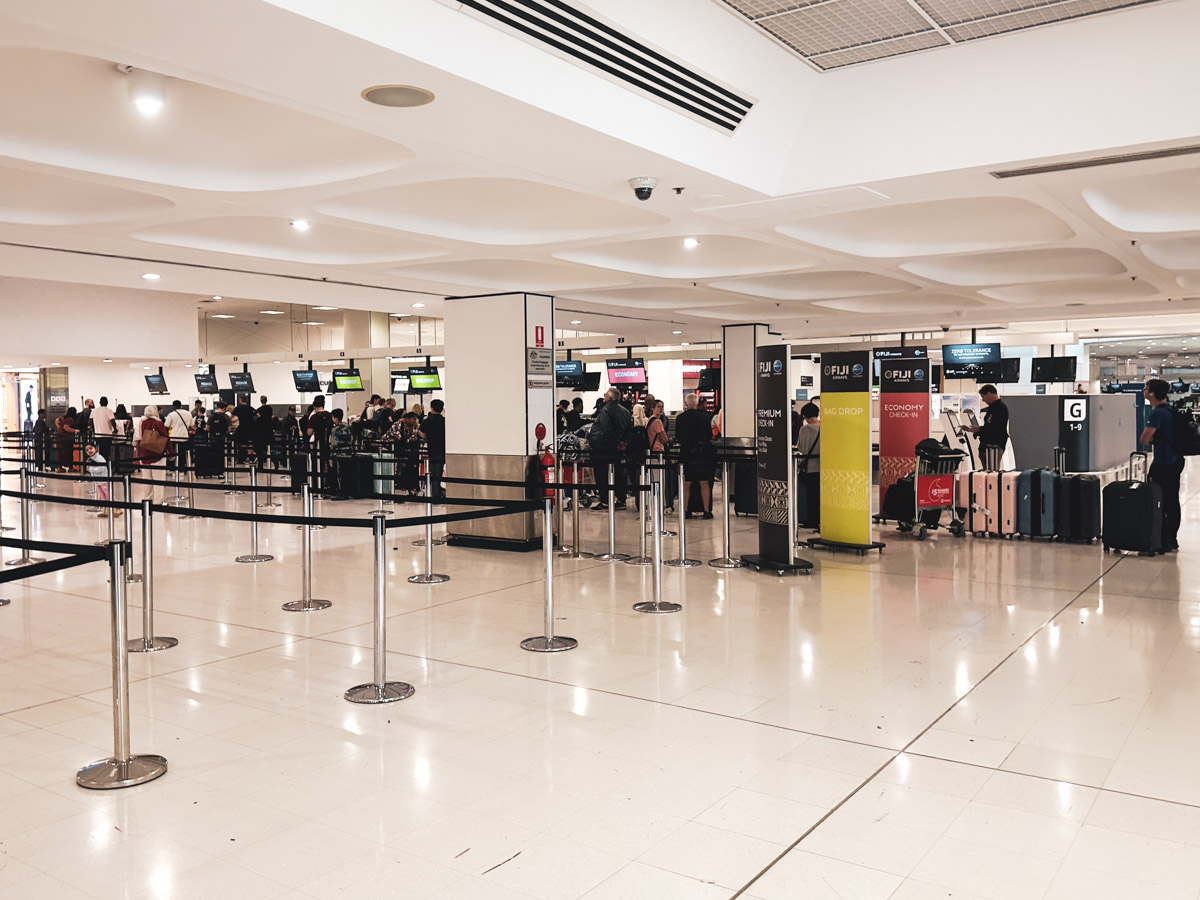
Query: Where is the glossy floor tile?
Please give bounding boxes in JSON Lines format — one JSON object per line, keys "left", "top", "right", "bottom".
{"left": 1, "top": 473, "right": 1199, "bottom": 898}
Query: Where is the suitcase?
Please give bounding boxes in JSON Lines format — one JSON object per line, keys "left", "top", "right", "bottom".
{"left": 332, "top": 454, "right": 374, "bottom": 499}
{"left": 969, "top": 471, "right": 992, "bottom": 535}
{"left": 983, "top": 472, "right": 1000, "bottom": 536}
{"left": 733, "top": 460, "right": 757, "bottom": 516}
{"left": 999, "top": 472, "right": 1021, "bottom": 537}
{"left": 1051, "top": 446, "right": 1101, "bottom": 544}
{"left": 192, "top": 438, "right": 224, "bottom": 478}
{"left": 1102, "top": 452, "right": 1162, "bottom": 555}
{"left": 111, "top": 441, "right": 136, "bottom": 476}
{"left": 1017, "top": 469, "right": 1057, "bottom": 539}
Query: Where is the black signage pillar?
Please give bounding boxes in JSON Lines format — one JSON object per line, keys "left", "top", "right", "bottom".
{"left": 1058, "top": 395, "right": 1090, "bottom": 472}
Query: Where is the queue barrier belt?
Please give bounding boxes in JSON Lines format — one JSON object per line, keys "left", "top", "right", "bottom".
{"left": 0, "top": 537, "right": 110, "bottom": 584}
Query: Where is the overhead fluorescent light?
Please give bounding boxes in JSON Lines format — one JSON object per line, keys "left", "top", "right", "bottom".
{"left": 411, "top": 302, "right": 426, "bottom": 309}
{"left": 672, "top": 330, "right": 683, "bottom": 335}
{"left": 312, "top": 306, "right": 338, "bottom": 310}
{"left": 290, "top": 219, "right": 310, "bottom": 231}
{"left": 300, "top": 321, "right": 324, "bottom": 326}
{"left": 211, "top": 314, "right": 235, "bottom": 319}
{"left": 682, "top": 238, "right": 699, "bottom": 249}
{"left": 259, "top": 310, "right": 285, "bottom": 315}
{"left": 211, "top": 295, "right": 222, "bottom": 300}
{"left": 570, "top": 320, "right": 582, "bottom": 325}
{"left": 141, "top": 273, "right": 160, "bottom": 281}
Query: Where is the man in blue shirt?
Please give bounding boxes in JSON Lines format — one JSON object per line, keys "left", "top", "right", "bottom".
{"left": 1140, "top": 379, "right": 1184, "bottom": 552}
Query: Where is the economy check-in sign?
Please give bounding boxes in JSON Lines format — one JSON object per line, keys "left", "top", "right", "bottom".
{"left": 878, "top": 348, "right": 930, "bottom": 512}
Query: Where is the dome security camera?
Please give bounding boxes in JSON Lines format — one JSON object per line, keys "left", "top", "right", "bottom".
{"left": 629, "top": 176, "right": 658, "bottom": 201}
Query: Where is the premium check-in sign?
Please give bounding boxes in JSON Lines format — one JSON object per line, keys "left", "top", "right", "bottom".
{"left": 755, "top": 345, "right": 793, "bottom": 565}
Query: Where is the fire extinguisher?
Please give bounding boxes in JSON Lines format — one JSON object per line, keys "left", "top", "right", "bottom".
{"left": 534, "top": 422, "right": 555, "bottom": 503}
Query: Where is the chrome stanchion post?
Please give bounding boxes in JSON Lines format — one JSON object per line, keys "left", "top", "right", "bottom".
{"left": 558, "top": 479, "right": 594, "bottom": 560}
{"left": 128, "top": 500, "right": 177, "bottom": 652}
{"left": 346, "top": 512, "right": 414, "bottom": 704}
{"left": 257, "top": 457, "right": 280, "bottom": 509}
{"left": 167, "top": 463, "right": 185, "bottom": 506}
{"left": 235, "top": 467, "right": 273, "bottom": 563}
{"left": 284, "top": 484, "right": 332, "bottom": 612}
{"left": 123, "top": 474, "right": 142, "bottom": 584}
{"left": 412, "top": 467, "right": 447, "bottom": 546}
{"left": 408, "top": 472, "right": 449, "bottom": 584}
{"left": 666, "top": 459, "right": 700, "bottom": 568}
{"left": 522, "top": 497, "right": 577, "bottom": 652}
{"left": 595, "top": 463, "right": 629, "bottom": 562}
{"left": 625, "top": 464, "right": 651, "bottom": 566}
{"left": 96, "top": 461, "right": 116, "bottom": 547}
{"left": 0, "top": 464, "right": 13, "bottom": 533}
{"left": 553, "top": 457, "right": 568, "bottom": 553}
{"left": 653, "top": 452, "right": 676, "bottom": 538}
{"left": 634, "top": 478, "right": 681, "bottom": 614}
{"left": 709, "top": 459, "right": 744, "bottom": 569}
{"left": 76, "top": 541, "right": 168, "bottom": 789}
{"left": 296, "top": 450, "right": 325, "bottom": 530}
{"left": 6, "top": 469, "right": 44, "bottom": 566}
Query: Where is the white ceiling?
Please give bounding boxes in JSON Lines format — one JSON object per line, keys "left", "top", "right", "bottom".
{"left": 0, "top": 0, "right": 1199, "bottom": 359}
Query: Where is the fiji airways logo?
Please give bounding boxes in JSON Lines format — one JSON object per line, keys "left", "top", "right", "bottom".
{"left": 852, "top": 363, "right": 864, "bottom": 377}
{"left": 824, "top": 364, "right": 849, "bottom": 376}
{"left": 884, "top": 368, "right": 926, "bottom": 381}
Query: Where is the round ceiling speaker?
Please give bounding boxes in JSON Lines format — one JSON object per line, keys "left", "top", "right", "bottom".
{"left": 361, "top": 85, "right": 435, "bottom": 108}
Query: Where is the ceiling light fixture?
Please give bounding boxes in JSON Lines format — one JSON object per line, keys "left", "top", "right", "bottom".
{"left": 184, "top": 364, "right": 192, "bottom": 368}
{"left": 50, "top": 362, "right": 61, "bottom": 366}
{"left": 259, "top": 310, "right": 285, "bottom": 315}
{"left": 273, "top": 360, "right": 281, "bottom": 365}
{"left": 300, "top": 321, "right": 324, "bottom": 326}
{"left": 141, "top": 273, "right": 160, "bottom": 281}
{"left": 211, "top": 295, "right": 222, "bottom": 300}
{"left": 570, "top": 320, "right": 582, "bottom": 325}
{"left": 312, "top": 306, "right": 338, "bottom": 311}
{"left": 411, "top": 303, "right": 426, "bottom": 309}
{"left": 119, "top": 65, "right": 166, "bottom": 118}
{"left": 682, "top": 237, "right": 700, "bottom": 249}
{"left": 290, "top": 219, "right": 310, "bottom": 231}
{"left": 681, "top": 342, "right": 690, "bottom": 346}
{"left": 362, "top": 84, "right": 436, "bottom": 108}
{"left": 672, "top": 330, "right": 683, "bottom": 335}
{"left": 102, "top": 359, "right": 113, "bottom": 363}
{"left": 211, "top": 314, "right": 234, "bottom": 319}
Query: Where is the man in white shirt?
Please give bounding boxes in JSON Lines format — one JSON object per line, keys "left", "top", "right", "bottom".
{"left": 90, "top": 396, "right": 117, "bottom": 459}
{"left": 164, "top": 400, "right": 193, "bottom": 470}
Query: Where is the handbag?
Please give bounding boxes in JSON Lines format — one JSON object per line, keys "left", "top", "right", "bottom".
{"left": 141, "top": 426, "right": 168, "bottom": 456}
{"left": 797, "top": 428, "right": 820, "bottom": 475}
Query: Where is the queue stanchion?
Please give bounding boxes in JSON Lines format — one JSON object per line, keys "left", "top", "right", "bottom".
{"left": 128, "top": 500, "right": 177, "bottom": 653}
{"left": 595, "top": 463, "right": 629, "bottom": 562}
{"left": 296, "top": 450, "right": 326, "bottom": 531}
{"left": 30, "top": 440, "right": 45, "bottom": 490}
{"left": 522, "top": 496, "right": 578, "bottom": 652}
{"left": 5, "top": 469, "right": 45, "bottom": 567}
{"left": 76, "top": 540, "right": 168, "bottom": 789}
{"left": 665, "top": 460, "right": 701, "bottom": 568}
{"left": 257, "top": 457, "right": 281, "bottom": 509}
{"left": 651, "top": 452, "right": 675, "bottom": 538}
{"left": 122, "top": 475, "right": 142, "bottom": 584}
{"left": 709, "top": 459, "right": 744, "bottom": 569}
{"left": 558, "top": 480, "right": 594, "bottom": 560}
{"left": 235, "top": 467, "right": 273, "bottom": 564}
{"left": 346, "top": 512, "right": 415, "bottom": 704}
{"left": 96, "top": 461, "right": 117, "bottom": 547}
{"left": 553, "top": 457, "right": 569, "bottom": 554}
{"left": 283, "top": 484, "right": 332, "bottom": 612}
{"left": 0, "top": 466, "right": 13, "bottom": 533}
{"left": 408, "top": 469, "right": 449, "bottom": 584}
{"left": 634, "top": 477, "right": 681, "bottom": 614}
{"left": 624, "top": 463, "right": 652, "bottom": 566}
{"left": 412, "top": 461, "right": 447, "bottom": 547}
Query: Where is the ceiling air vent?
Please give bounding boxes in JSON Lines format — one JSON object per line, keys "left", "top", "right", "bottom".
{"left": 991, "top": 143, "right": 1200, "bottom": 178}
{"left": 457, "top": 0, "right": 754, "bottom": 131}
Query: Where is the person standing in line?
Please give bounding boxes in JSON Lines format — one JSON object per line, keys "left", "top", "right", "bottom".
{"left": 33, "top": 409, "right": 51, "bottom": 471}
{"left": 258, "top": 395, "right": 270, "bottom": 416}
{"left": 794, "top": 402, "right": 822, "bottom": 529}
{"left": 567, "top": 398, "right": 585, "bottom": 432}
{"left": 231, "top": 394, "right": 255, "bottom": 462}
{"left": 55, "top": 407, "right": 78, "bottom": 472}
{"left": 90, "top": 396, "right": 116, "bottom": 461}
{"left": 674, "top": 393, "right": 716, "bottom": 518}
{"left": 164, "top": 400, "right": 193, "bottom": 471}
{"left": 84, "top": 443, "right": 121, "bottom": 518}
{"left": 306, "top": 395, "right": 334, "bottom": 492}
{"left": 589, "top": 388, "right": 632, "bottom": 511}
{"left": 252, "top": 404, "right": 276, "bottom": 471}
{"left": 135, "top": 406, "right": 171, "bottom": 504}
{"left": 76, "top": 399, "right": 94, "bottom": 437}
{"left": 1141, "top": 378, "right": 1184, "bottom": 553}
{"left": 421, "top": 399, "right": 446, "bottom": 500}
{"left": 965, "top": 384, "right": 1009, "bottom": 466}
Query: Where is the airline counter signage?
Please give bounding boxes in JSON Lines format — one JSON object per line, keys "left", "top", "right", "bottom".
{"left": 820, "top": 351, "right": 871, "bottom": 547}
{"left": 879, "top": 355, "right": 931, "bottom": 509}
{"left": 755, "top": 345, "right": 793, "bottom": 565}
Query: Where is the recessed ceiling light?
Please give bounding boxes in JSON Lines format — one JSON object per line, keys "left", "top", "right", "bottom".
{"left": 273, "top": 360, "right": 281, "bottom": 365}
{"left": 290, "top": 219, "right": 310, "bottom": 231}
{"left": 211, "top": 314, "right": 235, "bottom": 319}
{"left": 672, "top": 330, "right": 683, "bottom": 335}
{"left": 391, "top": 314, "right": 410, "bottom": 319}
{"left": 259, "top": 310, "right": 285, "bottom": 315}
{"left": 362, "top": 84, "right": 435, "bottom": 108}
{"left": 143, "top": 366, "right": 151, "bottom": 370}
{"left": 184, "top": 364, "right": 192, "bottom": 368}
{"left": 102, "top": 359, "right": 113, "bottom": 363}
{"left": 211, "top": 295, "right": 222, "bottom": 300}
{"left": 682, "top": 237, "right": 700, "bottom": 249}
{"left": 411, "top": 302, "right": 426, "bottom": 309}
{"left": 312, "top": 306, "right": 338, "bottom": 311}
{"left": 300, "top": 321, "right": 324, "bottom": 326}
{"left": 50, "top": 362, "right": 61, "bottom": 366}
{"left": 120, "top": 66, "right": 166, "bottom": 118}
{"left": 681, "top": 342, "right": 690, "bottom": 346}
{"left": 141, "top": 273, "right": 160, "bottom": 280}
{"left": 570, "top": 320, "right": 582, "bottom": 325}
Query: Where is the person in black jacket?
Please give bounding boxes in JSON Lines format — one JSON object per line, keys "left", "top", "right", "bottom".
{"left": 967, "top": 385, "right": 1009, "bottom": 462}
{"left": 675, "top": 393, "right": 716, "bottom": 518}
{"left": 589, "top": 389, "right": 632, "bottom": 510}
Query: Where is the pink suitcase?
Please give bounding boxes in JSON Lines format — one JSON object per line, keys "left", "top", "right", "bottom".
{"left": 969, "top": 472, "right": 992, "bottom": 535}
{"left": 999, "top": 472, "right": 1021, "bottom": 537}
{"left": 956, "top": 473, "right": 971, "bottom": 514}
{"left": 983, "top": 473, "right": 1001, "bottom": 536}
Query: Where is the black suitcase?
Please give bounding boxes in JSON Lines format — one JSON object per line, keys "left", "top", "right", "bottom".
{"left": 1102, "top": 453, "right": 1162, "bottom": 555}
{"left": 733, "top": 460, "right": 757, "bottom": 516}
{"left": 192, "top": 439, "right": 225, "bottom": 478}
{"left": 880, "top": 475, "right": 940, "bottom": 528}
{"left": 1055, "top": 475, "right": 1101, "bottom": 542}
{"left": 111, "top": 441, "right": 136, "bottom": 476}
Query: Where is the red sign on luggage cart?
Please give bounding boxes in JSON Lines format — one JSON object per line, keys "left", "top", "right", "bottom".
{"left": 917, "top": 474, "right": 954, "bottom": 509}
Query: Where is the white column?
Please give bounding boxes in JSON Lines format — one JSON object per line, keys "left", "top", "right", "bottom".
{"left": 722, "top": 324, "right": 777, "bottom": 440}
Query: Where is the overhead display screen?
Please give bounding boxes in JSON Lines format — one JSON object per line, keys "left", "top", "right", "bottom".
{"left": 194, "top": 373, "right": 219, "bottom": 394}
{"left": 391, "top": 373, "right": 411, "bottom": 394}
{"left": 941, "top": 343, "right": 1000, "bottom": 379}
{"left": 1031, "top": 357, "right": 1078, "bottom": 383}
{"left": 408, "top": 366, "right": 442, "bottom": 391}
{"left": 292, "top": 370, "right": 320, "bottom": 392}
{"left": 145, "top": 374, "right": 168, "bottom": 395}
{"left": 606, "top": 357, "right": 647, "bottom": 386}
{"left": 556, "top": 359, "right": 583, "bottom": 388}
{"left": 332, "top": 368, "right": 364, "bottom": 391}
{"left": 228, "top": 371, "right": 255, "bottom": 393}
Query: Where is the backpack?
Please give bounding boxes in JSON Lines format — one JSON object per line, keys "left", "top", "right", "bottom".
{"left": 1169, "top": 409, "right": 1200, "bottom": 457}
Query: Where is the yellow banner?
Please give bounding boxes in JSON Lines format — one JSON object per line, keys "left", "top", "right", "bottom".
{"left": 820, "top": 391, "right": 871, "bottom": 546}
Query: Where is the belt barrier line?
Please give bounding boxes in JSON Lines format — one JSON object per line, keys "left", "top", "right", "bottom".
{"left": 0, "top": 539, "right": 109, "bottom": 584}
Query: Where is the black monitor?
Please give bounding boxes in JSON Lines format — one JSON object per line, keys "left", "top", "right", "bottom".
{"left": 292, "top": 370, "right": 320, "bottom": 392}
{"left": 228, "top": 371, "right": 255, "bottom": 393}
{"left": 1171, "top": 380, "right": 1187, "bottom": 394}
{"left": 555, "top": 359, "right": 584, "bottom": 389}
{"left": 606, "top": 357, "right": 647, "bottom": 387}
{"left": 582, "top": 371, "right": 601, "bottom": 392}
{"left": 980, "top": 357, "right": 1020, "bottom": 384}
{"left": 145, "top": 374, "right": 168, "bottom": 395}
{"left": 1032, "top": 357, "right": 1077, "bottom": 383}
{"left": 697, "top": 367, "right": 720, "bottom": 391}
{"left": 331, "top": 368, "right": 363, "bottom": 392}
{"left": 1053, "top": 357, "right": 1077, "bottom": 383}
{"left": 941, "top": 342, "right": 1000, "bottom": 379}
{"left": 194, "top": 373, "right": 219, "bottom": 394}
{"left": 407, "top": 366, "right": 441, "bottom": 391}
{"left": 392, "top": 373, "right": 411, "bottom": 394}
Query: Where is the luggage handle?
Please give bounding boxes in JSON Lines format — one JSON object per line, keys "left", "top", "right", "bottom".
{"left": 1053, "top": 446, "right": 1067, "bottom": 476}
{"left": 1130, "top": 451, "right": 1149, "bottom": 483}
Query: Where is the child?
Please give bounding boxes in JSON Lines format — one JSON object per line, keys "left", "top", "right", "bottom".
{"left": 85, "top": 444, "right": 122, "bottom": 518}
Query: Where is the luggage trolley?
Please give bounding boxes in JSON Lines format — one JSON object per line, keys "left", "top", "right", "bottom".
{"left": 902, "top": 445, "right": 966, "bottom": 541}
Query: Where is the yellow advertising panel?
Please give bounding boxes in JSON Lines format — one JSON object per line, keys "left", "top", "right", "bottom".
{"left": 819, "top": 350, "right": 873, "bottom": 547}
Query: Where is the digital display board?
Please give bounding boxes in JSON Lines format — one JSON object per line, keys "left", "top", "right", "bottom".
{"left": 556, "top": 359, "right": 584, "bottom": 389}
{"left": 292, "top": 370, "right": 320, "bottom": 392}
{"left": 332, "top": 368, "right": 364, "bottom": 391}
{"left": 228, "top": 371, "right": 255, "bottom": 393}
{"left": 145, "top": 374, "right": 168, "bottom": 395}
{"left": 408, "top": 366, "right": 441, "bottom": 391}
{"left": 941, "top": 343, "right": 1000, "bottom": 379}
{"left": 194, "top": 373, "right": 219, "bottom": 394}
{"left": 606, "top": 357, "right": 647, "bottom": 386}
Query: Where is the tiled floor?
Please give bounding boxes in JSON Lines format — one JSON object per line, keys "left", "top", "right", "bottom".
{"left": 2, "top": 474, "right": 1200, "bottom": 898}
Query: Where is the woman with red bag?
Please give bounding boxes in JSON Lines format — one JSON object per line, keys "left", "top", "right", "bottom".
{"left": 135, "top": 406, "right": 172, "bottom": 503}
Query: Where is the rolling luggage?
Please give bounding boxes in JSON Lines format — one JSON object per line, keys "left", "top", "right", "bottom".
{"left": 969, "top": 471, "right": 992, "bottom": 535}
{"left": 192, "top": 438, "right": 224, "bottom": 478}
{"left": 999, "top": 472, "right": 1021, "bottom": 537}
{"left": 1051, "top": 446, "right": 1101, "bottom": 543}
{"left": 983, "top": 472, "right": 1000, "bottom": 536}
{"left": 733, "top": 460, "right": 757, "bottom": 516}
{"left": 332, "top": 453, "right": 374, "bottom": 499}
{"left": 111, "top": 441, "right": 136, "bottom": 476}
{"left": 1102, "top": 452, "right": 1162, "bottom": 555}
{"left": 1017, "top": 468, "right": 1056, "bottom": 538}
{"left": 881, "top": 475, "right": 940, "bottom": 529}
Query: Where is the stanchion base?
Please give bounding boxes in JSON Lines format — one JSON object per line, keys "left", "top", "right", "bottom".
{"left": 165, "top": 497, "right": 189, "bottom": 506}
{"left": 665, "top": 558, "right": 702, "bottom": 568}
{"left": 127, "top": 636, "right": 178, "bottom": 653}
{"left": 235, "top": 554, "right": 274, "bottom": 564}
{"left": 85, "top": 507, "right": 102, "bottom": 513}
{"left": 76, "top": 754, "right": 168, "bottom": 790}
{"left": 223, "top": 490, "right": 246, "bottom": 496}
{"left": 650, "top": 529, "right": 677, "bottom": 538}
{"left": 126, "top": 574, "right": 144, "bottom": 584}
{"left": 521, "top": 635, "right": 578, "bottom": 652}
{"left": 5, "top": 557, "right": 45, "bottom": 567}
{"left": 257, "top": 502, "right": 282, "bottom": 509}
{"left": 408, "top": 573, "right": 450, "bottom": 584}
{"left": 558, "top": 550, "right": 595, "bottom": 560}
{"left": 0, "top": 598, "right": 10, "bottom": 607}
{"left": 411, "top": 538, "right": 449, "bottom": 547}
{"left": 595, "top": 552, "right": 631, "bottom": 562}
{"left": 708, "top": 557, "right": 745, "bottom": 569}
{"left": 623, "top": 555, "right": 653, "bottom": 566}
{"left": 633, "top": 601, "right": 682, "bottom": 614}
{"left": 295, "top": 524, "right": 327, "bottom": 530}
{"left": 282, "top": 598, "right": 333, "bottom": 612}
{"left": 344, "top": 682, "right": 415, "bottom": 704}
{"left": 0, "top": 525, "right": 14, "bottom": 532}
